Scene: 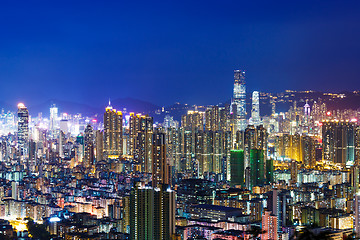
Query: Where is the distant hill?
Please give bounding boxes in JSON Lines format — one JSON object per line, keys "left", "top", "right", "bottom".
{"left": 107, "top": 97, "right": 160, "bottom": 115}
{"left": 3, "top": 91, "right": 360, "bottom": 121}
{"left": 151, "top": 102, "right": 192, "bottom": 123}
{"left": 1, "top": 98, "right": 161, "bottom": 118}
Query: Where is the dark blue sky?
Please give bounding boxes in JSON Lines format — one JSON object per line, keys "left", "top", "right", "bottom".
{"left": 1, "top": 1, "right": 360, "bottom": 107}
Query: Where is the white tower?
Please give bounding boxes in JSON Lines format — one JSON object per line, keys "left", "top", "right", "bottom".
{"left": 232, "top": 70, "right": 246, "bottom": 132}
{"left": 251, "top": 91, "right": 260, "bottom": 126}
{"left": 50, "top": 104, "right": 58, "bottom": 132}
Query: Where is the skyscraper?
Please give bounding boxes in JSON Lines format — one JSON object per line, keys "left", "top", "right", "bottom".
{"left": 84, "top": 124, "right": 94, "bottom": 168}
{"left": 249, "top": 149, "right": 265, "bottom": 189}
{"left": 322, "top": 121, "right": 355, "bottom": 166}
{"left": 205, "top": 106, "right": 220, "bottom": 131}
{"left": 266, "top": 158, "right": 274, "bottom": 185}
{"left": 153, "top": 185, "right": 176, "bottom": 239}
{"left": 290, "top": 159, "right": 298, "bottom": 184}
{"left": 230, "top": 149, "right": 245, "bottom": 187}
{"left": 49, "top": 104, "right": 58, "bottom": 133}
{"left": 267, "top": 189, "right": 291, "bottom": 231}
{"left": 130, "top": 183, "right": 175, "bottom": 240}
{"left": 251, "top": 91, "right": 260, "bottom": 126}
{"left": 152, "top": 130, "right": 169, "bottom": 188}
{"left": 181, "top": 110, "right": 204, "bottom": 172}
{"left": 103, "top": 103, "right": 123, "bottom": 159}
{"left": 355, "top": 126, "right": 360, "bottom": 165}
{"left": 17, "top": 103, "right": 29, "bottom": 157}
{"left": 137, "top": 115, "right": 153, "bottom": 173}
{"left": 95, "top": 130, "right": 103, "bottom": 162}
{"left": 130, "top": 184, "right": 154, "bottom": 240}
{"left": 354, "top": 194, "right": 360, "bottom": 237}
{"left": 261, "top": 210, "right": 278, "bottom": 240}
{"left": 232, "top": 70, "right": 246, "bottom": 132}
{"left": 129, "top": 112, "right": 141, "bottom": 157}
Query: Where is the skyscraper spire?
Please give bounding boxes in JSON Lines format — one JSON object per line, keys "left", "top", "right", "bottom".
{"left": 108, "top": 98, "right": 111, "bottom": 108}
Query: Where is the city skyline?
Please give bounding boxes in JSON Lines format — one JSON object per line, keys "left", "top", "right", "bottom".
{"left": 1, "top": 1, "right": 360, "bottom": 239}
{"left": 2, "top": 86, "right": 360, "bottom": 117}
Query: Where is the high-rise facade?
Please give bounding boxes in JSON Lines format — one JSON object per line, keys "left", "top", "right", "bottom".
{"left": 322, "top": 121, "right": 355, "bottom": 166}
{"left": 137, "top": 115, "right": 153, "bottom": 173}
{"left": 290, "top": 159, "right": 298, "bottom": 184}
{"left": 266, "top": 189, "right": 291, "bottom": 232}
{"left": 243, "top": 125, "right": 268, "bottom": 170}
{"left": 355, "top": 126, "right": 360, "bottom": 165}
{"left": 84, "top": 124, "right": 94, "bottom": 168}
{"left": 130, "top": 184, "right": 175, "bottom": 240}
{"left": 251, "top": 91, "right": 260, "bottom": 126}
{"left": 95, "top": 130, "right": 103, "bottom": 162}
{"left": 129, "top": 113, "right": 141, "bottom": 158}
{"left": 130, "top": 185, "right": 155, "bottom": 240}
{"left": 128, "top": 113, "right": 154, "bottom": 172}
{"left": 17, "top": 103, "right": 29, "bottom": 157}
{"left": 249, "top": 149, "right": 265, "bottom": 189}
{"left": 165, "top": 127, "right": 180, "bottom": 172}
{"left": 230, "top": 149, "right": 245, "bottom": 187}
{"left": 152, "top": 131, "right": 169, "bottom": 188}
{"left": 261, "top": 210, "right": 278, "bottom": 240}
{"left": 103, "top": 104, "right": 123, "bottom": 159}
{"left": 153, "top": 185, "right": 176, "bottom": 239}
{"left": 232, "top": 70, "right": 246, "bottom": 132}
{"left": 49, "top": 104, "right": 58, "bottom": 133}
{"left": 181, "top": 110, "right": 204, "bottom": 172}
{"left": 355, "top": 194, "right": 360, "bottom": 237}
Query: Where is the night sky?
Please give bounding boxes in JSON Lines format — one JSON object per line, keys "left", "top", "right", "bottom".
{"left": 1, "top": 1, "right": 360, "bottom": 107}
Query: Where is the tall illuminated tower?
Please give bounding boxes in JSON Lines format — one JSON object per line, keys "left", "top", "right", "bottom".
{"left": 103, "top": 102, "right": 123, "bottom": 159}
{"left": 49, "top": 104, "right": 58, "bottom": 132}
{"left": 95, "top": 130, "right": 103, "bottom": 162}
{"left": 152, "top": 130, "right": 169, "bottom": 188}
{"left": 84, "top": 124, "right": 94, "bottom": 168}
{"left": 17, "top": 103, "right": 29, "bottom": 157}
{"left": 261, "top": 211, "right": 278, "bottom": 240}
{"left": 249, "top": 149, "right": 265, "bottom": 189}
{"left": 129, "top": 113, "right": 141, "bottom": 157}
{"left": 304, "top": 100, "right": 311, "bottom": 117}
{"left": 230, "top": 150, "right": 245, "bottom": 187}
{"left": 130, "top": 183, "right": 175, "bottom": 240}
{"left": 232, "top": 70, "right": 246, "bottom": 132}
{"left": 303, "top": 100, "right": 311, "bottom": 131}
{"left": 251, "top": 91, "right": 260, "bottom": 126}
{"left": 137, "top": 115, "right": 153, "bottom": 173}
{"left": 355, "top": 194, "right": 360, "bottom": 237}
{"left": 322, "top": 121, "right": 355, "bottom": 166}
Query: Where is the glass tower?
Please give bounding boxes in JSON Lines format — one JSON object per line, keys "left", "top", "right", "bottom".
{"left": 251, "top": 91, "right": 260, "bottom": 126}
{"left": 232, "top": 70, "right": 246, "bottom": 132}
{"left": 17, "top": 103, "right": 29, "bottom": 157}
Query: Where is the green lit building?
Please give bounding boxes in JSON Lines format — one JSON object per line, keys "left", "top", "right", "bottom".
{"left": 230, "top": 150, "right": 245, "bottom": 187}
{"left": 250, "top": 149, "right": 265, "bottom": 189}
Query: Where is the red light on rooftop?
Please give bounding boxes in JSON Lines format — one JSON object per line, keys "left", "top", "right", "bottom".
{"left": 326, "top": 111, "right": 331, "bottom": 116}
